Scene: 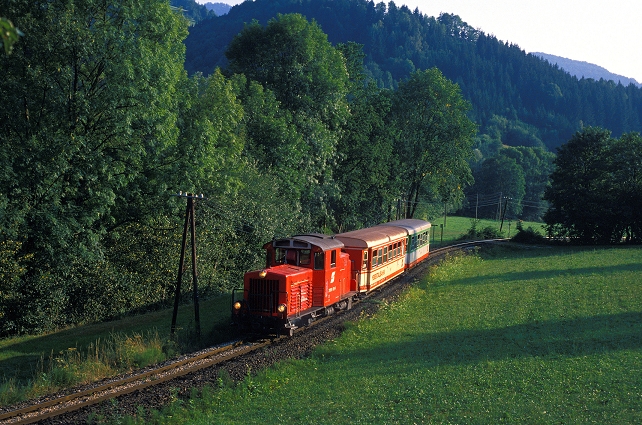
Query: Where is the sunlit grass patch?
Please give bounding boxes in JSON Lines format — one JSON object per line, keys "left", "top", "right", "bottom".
{"left": 136, "top": 245, "right": 641, "bottom": 425}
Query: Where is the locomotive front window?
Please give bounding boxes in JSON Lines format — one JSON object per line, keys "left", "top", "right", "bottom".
{"left": 275, "top": 248, "right": 287, "bottom": 264}
{"left": 314, "top": 252, "right": 325, "bottom": 270}
{"left": 286, "top": 249, "right": 297, "bottom": 264}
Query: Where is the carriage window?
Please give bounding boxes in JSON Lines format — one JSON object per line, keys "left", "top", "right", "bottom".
{"left": 314, "top": 252, "right": 325, "bottom": 270}
{"left": 330, "top": 250, "right": 337, "bottom": 268}
{"left": 299, "top": 249, "right": 311, "bottom": 265}
{"left": 363, "top": 251, "right": 368, "bottom": 269}
{"left": 378, "top": 248, "right": 383, "bottom": 265}
{"left": 383, "top": 246, "right": 388, "bottom": 263}
{"left": 372, "top": 252, "right": 377, "bottom": 268}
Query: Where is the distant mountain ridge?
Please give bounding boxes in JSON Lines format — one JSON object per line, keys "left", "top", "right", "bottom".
{"left": 533, "top": 52, "right": 640, "bottom": 87}
{"left": 202, "top": 2, "right": 232, "bottom": 16}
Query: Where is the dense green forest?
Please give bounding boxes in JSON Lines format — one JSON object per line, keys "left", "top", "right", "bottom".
{"left": 0, "top": 1, "right": 475, "bottom": 335}
{"left": 184, "top": 0, "right": 642, "bottom": 151}
{"left": 1, "top": 0, "right": 641, "bottom": 337}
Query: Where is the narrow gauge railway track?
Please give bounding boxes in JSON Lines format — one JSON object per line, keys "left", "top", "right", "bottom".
{"left": 0, "top": 239, "right": 498, "bottom": 425}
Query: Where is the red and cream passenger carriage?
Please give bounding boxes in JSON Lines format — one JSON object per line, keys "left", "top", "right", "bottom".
{"left": 232, "top": 219, "right": 431, "bottom": 335}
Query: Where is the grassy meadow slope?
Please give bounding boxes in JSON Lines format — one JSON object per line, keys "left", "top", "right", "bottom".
{"left": 146, "top": 245, "right": 642, "bottom": 424}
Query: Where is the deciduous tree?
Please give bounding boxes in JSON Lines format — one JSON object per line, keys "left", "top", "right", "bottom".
{"left": 225, "top": 13, "right": 350, "bottom": 228}
{"left": 390, "top": 68, "right": 475, "bottom": 218}
{"left": 544, "top": 127, "right": 614, "bottom": 243}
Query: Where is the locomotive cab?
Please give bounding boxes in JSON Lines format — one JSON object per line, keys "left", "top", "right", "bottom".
{"left": 232, "top": 234, "right": 353, "bottom": 335}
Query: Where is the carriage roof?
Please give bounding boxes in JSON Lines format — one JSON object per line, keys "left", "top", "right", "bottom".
{"left": 335, "top": 225, "right": 408, "bottom": 249}
{"left": 380, "top": 219, "right": 431, "bottom": 234}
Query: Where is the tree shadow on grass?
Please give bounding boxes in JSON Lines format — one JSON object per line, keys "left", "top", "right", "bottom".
{"left": 337, "top": 311, "right": 642, "bottom": 368}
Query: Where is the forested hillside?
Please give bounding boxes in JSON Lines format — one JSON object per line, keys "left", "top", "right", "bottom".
{"left": 2, "top": 0, "right": 640, "bottom": 337}
{"left": 184, "top": 0, "right": 642, "bottom": 150}
{"left": 170, "top": 0, "right": 213, "bottom": 23}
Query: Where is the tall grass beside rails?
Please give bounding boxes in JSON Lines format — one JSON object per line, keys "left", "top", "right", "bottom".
{"left": 0, "top": 331, "right": 166, "bottom": 405}
{"left": 0, "top": 294, "right": 237, "bottom": 406}
{"left": 134, "top": 245, "right": 642, "bottom": 425}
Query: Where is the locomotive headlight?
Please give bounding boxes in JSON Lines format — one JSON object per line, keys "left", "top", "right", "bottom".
{"left": 259, "top": 270, "right": 268, "bottom": 278}
{"left": 277, "top": 303, "right": 287, "bottom": 313}
{"left": 233, "top": 301, "right": 242, "bottom": 310}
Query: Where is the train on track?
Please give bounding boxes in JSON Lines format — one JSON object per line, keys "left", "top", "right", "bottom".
{"left": 231, "top": 219, "right": 431, "bottom": 336}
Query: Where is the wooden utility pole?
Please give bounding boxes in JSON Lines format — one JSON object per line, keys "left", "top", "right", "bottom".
{"left": 170, "top": 192, "right": 204, "bottom": 338}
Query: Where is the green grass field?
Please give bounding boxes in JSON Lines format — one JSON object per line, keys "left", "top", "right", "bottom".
{"left": 136, "top": 244, "right": 642, "bottom": 425}
{"left": 429, "top": 216, "right": 544, "bottom": 246}
{"left": 0, "top": 216, "right": 532, "bottom": 405}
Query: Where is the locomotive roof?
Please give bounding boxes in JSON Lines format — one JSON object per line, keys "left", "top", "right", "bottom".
{"left": 334, "top": 225, "right": 407, "bottom": 248}
{"left": 380, "top": 219, "right": 431, "bottom": 233}
{"left": 268, "top": 233, "right": 344, "bottom": 252}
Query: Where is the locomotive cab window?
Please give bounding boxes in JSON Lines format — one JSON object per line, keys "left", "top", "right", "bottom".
{"left": 299, "top": 249, "right": 311, "bottom": 266}
{"left": 314, "top": 252, "right": 325, "bottom": 270}
{"left": 330, "top": 250, "right": 337, "bottom": 268}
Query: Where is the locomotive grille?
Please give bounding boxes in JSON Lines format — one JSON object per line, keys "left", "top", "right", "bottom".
{"left": 248, "top": 278, "right": 280, "bottom": 313}
{"left": 289, "top": 281, "right": 311, "bottom": 315}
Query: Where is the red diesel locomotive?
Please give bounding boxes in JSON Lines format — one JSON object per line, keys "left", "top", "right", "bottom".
{"left": 231, "top": 219, "right": 431, "bottom": 335}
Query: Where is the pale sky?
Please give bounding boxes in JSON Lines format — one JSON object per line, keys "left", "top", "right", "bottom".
{"left": 196, "top": 0, "right": 642, "bottom": 83}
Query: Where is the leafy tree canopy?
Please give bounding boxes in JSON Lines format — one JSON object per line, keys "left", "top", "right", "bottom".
{"left": 0, "top": 0, "right": 188, "bottom": 333}
{"left": 225, "top": 13, "right": 350, "bottom": 227}
{"left": 391, "top": 68, "right": 476, "bottom": 218}
{"left": 544, "top": 127, "right": 642, "bottom": 244}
